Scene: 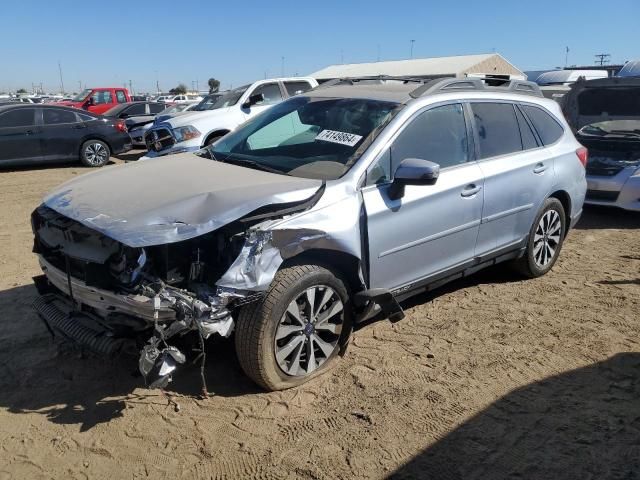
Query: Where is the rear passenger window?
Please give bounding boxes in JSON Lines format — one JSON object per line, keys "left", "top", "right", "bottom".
{"left": 43, "top": 109, "right": 78, "bottom": 125}
{"left": 521, "top": 105, "right": 564, "bottom": 145}
{"left": 515, "top": 106, "right": 538, "bottom": 150}
{"left": 116, "top": 90, "right": 127, "bottom": 103}
{"left": 471, "top": 103, "right": 522, "bottom": 159}
{"left": 391, "top": 103, "right": 468, "bottom": 171}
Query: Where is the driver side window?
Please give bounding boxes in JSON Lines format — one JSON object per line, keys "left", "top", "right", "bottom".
{"left": 251, "top": 83, "right": 284, "bottom": 106}
{"left": 390, "top": 103, "right": 469, "bottom": 173}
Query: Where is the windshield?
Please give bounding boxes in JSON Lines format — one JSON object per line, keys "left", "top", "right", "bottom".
{"left": 207, "top": 86, "right": 248, "bottom": 109}
{"left": 204, "top": 96, "right": 400, "bottom": 180}
{"left": 192, "top": 93, "right": 223, "bottom": 111}
{"left": 72, "top": 89, "right": 92, "bottom": 102}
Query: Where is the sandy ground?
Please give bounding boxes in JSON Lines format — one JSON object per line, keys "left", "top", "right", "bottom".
{"left": 0, "top": 155, "right": 639, "bottom": 480}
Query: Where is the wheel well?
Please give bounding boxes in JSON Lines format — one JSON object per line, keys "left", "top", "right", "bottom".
{"left": 203, "top": 130, "right": 230, "bottom": 146}
{"left": 549, "top": 190, "right": 572, "bottom": 235}
{"left": 281, "top": 249, "right": 364, "bottom": 294}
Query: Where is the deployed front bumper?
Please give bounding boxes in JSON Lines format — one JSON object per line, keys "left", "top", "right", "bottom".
{"left": 586, "top": 168, "right": 640, "bottom": 212}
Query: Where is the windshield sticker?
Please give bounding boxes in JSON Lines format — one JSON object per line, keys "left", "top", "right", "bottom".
{"left": 315, "top": 129, "right": 363, "bottom": 147}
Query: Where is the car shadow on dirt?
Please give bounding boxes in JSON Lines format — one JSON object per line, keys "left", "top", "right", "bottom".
{"left": 576, "top": 206, "right": 640, "bottom": 230}
{"left": 387, "top": 352, "right": 640, "bottom": 480}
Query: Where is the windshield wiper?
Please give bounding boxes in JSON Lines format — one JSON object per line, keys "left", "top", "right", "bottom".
{"left": 206, "top": 150, "right": 287, "bottom": 175}
{"left": 224, "top": 156, "right": 287, "bottom": 175}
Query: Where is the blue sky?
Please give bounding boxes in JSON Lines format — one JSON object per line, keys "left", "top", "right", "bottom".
{"left": 1, "top": 0, "right": 637, "bottom": 94}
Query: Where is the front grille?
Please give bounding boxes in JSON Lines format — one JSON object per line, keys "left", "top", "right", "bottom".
{"left": 145, "top": 127, "right": 175, "bottom": 152}
{"left": 586, "top": 165, "right": 625, "bottom": 177}
{"left": 586, "top": 189, "right": 620, "bottom": 202}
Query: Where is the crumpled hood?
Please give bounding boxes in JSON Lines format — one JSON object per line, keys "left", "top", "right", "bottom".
{"left": 43, "top": 153, "right": 322, "bottom": 247}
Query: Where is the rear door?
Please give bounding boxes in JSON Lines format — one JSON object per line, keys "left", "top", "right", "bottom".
{"left": 0, "top": 107, "right": 42, "bottom": 164}
{"left": 40, "top": 108, "right": 85, "bottom": 162}
{"left": 472, "top": 101, "right": 556, "bottom": 254}
{"left": 363, "top": 103, "right": 485, "bottom": 290}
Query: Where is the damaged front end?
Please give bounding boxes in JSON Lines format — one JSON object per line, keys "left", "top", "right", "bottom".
{"left": 30, "top": 201, "right": 306, "bottom": 390}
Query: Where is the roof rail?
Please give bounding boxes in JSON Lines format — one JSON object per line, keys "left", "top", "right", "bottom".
{"left": 409, "top": 77, "right": 543, "bottom": 98}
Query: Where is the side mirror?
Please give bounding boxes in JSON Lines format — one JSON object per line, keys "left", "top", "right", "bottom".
{"left": 388, "top": 158, "right": 440, "bottom": 200}
{"left": 242, "top": 93, "right": 264, "bottom": 109}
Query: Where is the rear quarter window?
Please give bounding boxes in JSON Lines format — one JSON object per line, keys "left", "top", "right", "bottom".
{"left": 521, "top": 105, "right": 564, "bottom": 145}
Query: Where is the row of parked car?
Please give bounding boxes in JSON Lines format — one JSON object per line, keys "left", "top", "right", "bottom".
{"left": 1, "top": 74, "right": 638, "bottom": 212}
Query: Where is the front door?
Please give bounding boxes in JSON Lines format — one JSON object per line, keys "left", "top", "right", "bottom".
{"left": 241, "top": 82, "right": 284, "bottom": 121}
{"left": 0, "top": 107, "right": 42, "bottom": 164}
{"left": 362, "top": 103, "right": 485, "bottom": 291}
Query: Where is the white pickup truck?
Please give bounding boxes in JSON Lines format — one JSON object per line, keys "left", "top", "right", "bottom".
{"left": 142, "top": 77, "right": 318, "bottom": 158}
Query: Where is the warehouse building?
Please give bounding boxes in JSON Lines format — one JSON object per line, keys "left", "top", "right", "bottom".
{"left": 310, "top": 53, "right": 525, "bottom": 83}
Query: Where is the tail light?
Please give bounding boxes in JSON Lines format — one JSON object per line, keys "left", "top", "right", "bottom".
{"left": 114, "top": 119, "right": 127, "bottom": 133}
{"left": 576, "top": 146, "right": 588, "bottom": 167}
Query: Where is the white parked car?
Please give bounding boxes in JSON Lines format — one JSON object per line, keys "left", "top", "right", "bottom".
{"left": 142, "top": 77, "right": 318, "bottom": 157}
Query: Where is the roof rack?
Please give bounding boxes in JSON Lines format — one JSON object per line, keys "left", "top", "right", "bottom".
{"left": 409, "top": 77, "right": 543, "bottom": 98}
{"left": 314, "top": 75, "right": 426, "bottom": 90}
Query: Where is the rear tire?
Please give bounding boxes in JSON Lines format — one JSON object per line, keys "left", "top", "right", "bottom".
{"left": 80, "top": 139, "right": 110, "bottom": 167}
{"left": 235, "top": 264, "right": 352, "bottom": 391}
{"left": 513, "top": 197, "right": 566, "bottom": 278}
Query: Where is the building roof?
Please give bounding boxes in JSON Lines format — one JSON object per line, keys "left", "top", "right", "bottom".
{"left": 309, "top": 53, "right": 524, "bottom": 80}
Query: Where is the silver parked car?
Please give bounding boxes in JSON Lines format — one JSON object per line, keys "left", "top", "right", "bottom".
{"left": 32, "top": 77, "right": 587, "bottom": 391}
{"left": 563, "top": 76, "right": 640, "bottom": 211}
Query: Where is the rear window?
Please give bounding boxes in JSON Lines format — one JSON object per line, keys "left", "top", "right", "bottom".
{"left": 522, "top": 105, "right": 564, "bottom": 145}
{"left": 577, "top": 88, "right": 640, "bottom": 116}
{"left": 471, "top": 103, "right": 522, "bottom": 159}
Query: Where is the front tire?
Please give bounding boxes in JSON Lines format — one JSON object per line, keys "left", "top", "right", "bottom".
{"left": 235, "top": 264, "right": 352, "bottom": 391}
{"left": 514, "top": 197, "right": 566, "bottom": 278}
{"left": 80, "top": 139, "right": 110, "bottom": 167}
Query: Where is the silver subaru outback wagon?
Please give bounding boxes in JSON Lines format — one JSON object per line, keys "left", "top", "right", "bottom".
{"left": 32, "top": 77, "right": 587, "bottom": 391}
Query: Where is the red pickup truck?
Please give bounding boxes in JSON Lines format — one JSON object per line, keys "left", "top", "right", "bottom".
{"left": 57, "top": 87, "right": 131, "bottom": 115}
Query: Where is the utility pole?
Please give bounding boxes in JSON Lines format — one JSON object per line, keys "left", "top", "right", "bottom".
{"left": 594, "top": 53, "right": 611, "bottom": 66}
{"left": 78, "top": 80, "right": 82, "bottom": 92}
{"left": 129, "top": 79, "right": 133, "bottom": 95}
{"left": 564, "top": 47, "right": 570, "bottom": 68}
{"left": 155, "top": 70, "right": 160, "bottom": 94}
{"left": 58, "top": 61, "right": 65, "bottom": 94}
{"left": 410, "top": 40, "right": 416, "bottom": 59}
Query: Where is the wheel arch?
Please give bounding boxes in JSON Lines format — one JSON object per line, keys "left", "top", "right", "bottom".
{"left": 548, "top": 189, "right": 572, "bottom": 236}
{"left": 202, "top": 129, "right": 231, "bottom": 146}
{"left": 280, "top": 249, "right": 365, "bottom": 297}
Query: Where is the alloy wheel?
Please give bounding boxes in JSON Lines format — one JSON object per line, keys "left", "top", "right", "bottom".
{"left": 533, "top": 209, "right": 562, "bottom": 268}
{"left": 274, "top": 285, "right": 344, "bottom": 377}
{"left": 85, "top": 142, "right": 108, "bottom": 166}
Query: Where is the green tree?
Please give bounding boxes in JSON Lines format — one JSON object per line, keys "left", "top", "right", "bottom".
{"left": 208, "top": 78, "right": 220, "bottom": 93}
{"left": 16, "top": 88, "right": 27, "bottom": 94}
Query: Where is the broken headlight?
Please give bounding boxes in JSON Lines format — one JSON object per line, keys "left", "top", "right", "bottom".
{"left": 173, "top": 125, "right": 201, "bottom": 143}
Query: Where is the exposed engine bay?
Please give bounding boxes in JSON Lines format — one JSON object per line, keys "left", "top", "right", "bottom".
{"left": 31, "top": 204, "right": 287, "bottom": 391}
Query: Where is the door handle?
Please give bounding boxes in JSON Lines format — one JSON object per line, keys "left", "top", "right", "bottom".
{"left": 73, "top": 124, "right": 87, "bottom": 129}
{"left": 533, "top": 163, "right": 547, "bottom": 174}
{"left": 461, "top": 184, "right": 482, "bottom": 197}
{"left": 25, "top": 129, "right": 34, "bottom": 135}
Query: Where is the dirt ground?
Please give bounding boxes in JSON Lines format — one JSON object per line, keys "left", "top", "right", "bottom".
{"left": 0, "top": 155, "right": 639, "bottom": 480}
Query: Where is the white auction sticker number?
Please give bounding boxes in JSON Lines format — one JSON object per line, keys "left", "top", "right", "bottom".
{"left": 315, "top": 129, "right": 363, "bottom": 147}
